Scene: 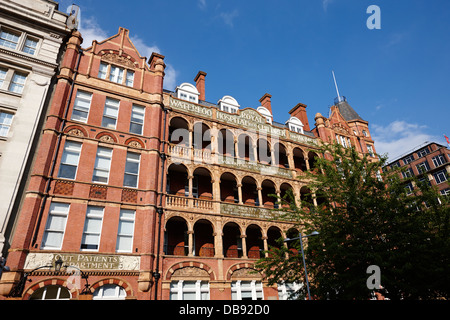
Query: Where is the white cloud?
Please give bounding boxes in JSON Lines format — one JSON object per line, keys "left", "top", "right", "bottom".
{"left": 371, "top": 120, "right": 439, "bottom": 161}
{"left": 130, "top": 35, "right": 161, "bottom": 59}
{"left": 77, "top": 16, "right": 109, "bottom": 48}
{"left": 164, "top": 64, "right": 178, "bottom": 91}
{"left": 198, "top": 0, "right": 207, "bottom": 10}
{"left": 322, "top": 0, "right": 334, "bottom": 12}
{"left": 219, "top": 9, "right": 239, "bottom": 27}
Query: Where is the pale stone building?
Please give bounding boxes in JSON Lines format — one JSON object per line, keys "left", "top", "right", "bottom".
{"left": 0, "top": 0, "right": 70, "bottom": 256}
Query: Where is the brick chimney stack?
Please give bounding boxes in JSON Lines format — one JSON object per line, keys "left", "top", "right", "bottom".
{"left": 259, "top": 93, "right": 272, "bottom": 114}
{"left": 289, "top": 103, "right": 310, "bottom": 131}
{"left": 194, "top": 71, "right": 207, "bottom": 101}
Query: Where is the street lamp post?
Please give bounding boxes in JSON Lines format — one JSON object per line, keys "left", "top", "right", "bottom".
{"left": 284, "top": 231, "right": 319, "bottom": 300}
{"left": 8, "top": 256, "right": 64, "bottom": 298}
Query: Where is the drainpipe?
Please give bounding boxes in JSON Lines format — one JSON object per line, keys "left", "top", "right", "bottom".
{"left": 153, "top": 105, "right": 168, "bottom": 300}
{"left": 31, "top": 48, "right": 83, "bottom": 248}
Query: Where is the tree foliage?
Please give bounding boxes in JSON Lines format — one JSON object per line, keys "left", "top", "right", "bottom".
{"left": 255, "top": 142, "right": 450, "bottom": 299}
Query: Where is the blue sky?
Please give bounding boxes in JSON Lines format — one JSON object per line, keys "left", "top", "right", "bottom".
{"left": 58, "top": 0, "right": 450, "bottom": 160}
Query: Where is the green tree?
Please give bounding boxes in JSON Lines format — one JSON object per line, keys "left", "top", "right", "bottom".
{"left": 255, "top": 142, "right": 450, "bottom": 299}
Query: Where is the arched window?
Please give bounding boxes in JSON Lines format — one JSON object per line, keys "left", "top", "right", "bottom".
{"left": 93, "top": 284, "right": 126, "bottom": 300}
{"left": 29, "top": 285, "right": 71, "bottom": 300}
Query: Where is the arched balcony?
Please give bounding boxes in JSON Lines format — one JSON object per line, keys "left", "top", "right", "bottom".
{"left": 257, "top": 138, "right": 271, "bottom": 165}
{"left": 246, "top": 224, "right": 263, "bottom": 259}
{"left": 220, "top": 172, "right": 238, "bottom": 203}
{"left": 293, "top": 147, "right": 307, "bottom": 172}
{"left": 193, "top": 219, "right": 215, "bottom": 257}
{"left": 273, "top": 142, "right": 289, "bottom": 169}
{"left": 237, "top": 133, "right": 255, "bottom": 162}
{"left": 218, "top": 128, "right": 235, "bottom": 158}
{"left": 164, "top": 217, "right": 188, "bottom": 256}
{"left": 241, "top": 176, "right": 259, "bottom": 206}
{"left": 223, "top": 222, "right": 243, "bottom": 258}
{"left": 261, "top": 179, "right": 277, "bottom": 208}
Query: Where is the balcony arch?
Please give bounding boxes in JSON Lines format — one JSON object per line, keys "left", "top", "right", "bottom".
{"left": 308, "top": 151, "right": 319, "bottom": 171}
{"left": 285, "top": 227, "right": 300, "bottom": 255}
{"left": 241, "top": 176, "right": 259, "bottom": 206}
{"left": 193, "top": 219, "right": 215, "bottom": 257}
{"left": 237, "top": 133, "right": 255, "bottom": 161}
{"left": 257, "top": 137, "right": 271, "bottom": 165}
{"left": 300, "top": 186, "right": 314, "bottom": 208}
{"left": 280, "top": 182, "right": 294, "bottom": 208}
{"left": 267, "top": 226, "right": 283, "bottom": 251}
{"left": 261, "top": 179, "right": 277, "bottom": 208}
{"left": 164, "top": 216, "right": 189, "bottom": 256}
{"left": 166, "top": 163, "right": 189, "bottom": 197}
{"left": 223, "top": 222, "right": 243, "bottom": 258}
{"left": 192, "top": 121, "right": 211, "bottom": 152}
{"left": 293, "top": 147, "right": 307, "bottom": 172}
{"left": 218, "top": 128, "right": 235, "bottom": 157}
{"left": 193, "top": 167, "right": 213, "bottom": 200}
{"left": 169, "top": 116, "right": 190, "bottom": 147}
{"left": 220, "top": 172, "right": 238, "bottom": 203}
{"left": 273, "top": 142, "right": 289, "bottom": 169}
{"left": 246, "top": 224, "right": 263, "bottom": 259}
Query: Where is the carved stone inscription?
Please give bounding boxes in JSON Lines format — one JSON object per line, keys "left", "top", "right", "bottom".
{"left": 24, "top": 252, "right": 140, "bottom": 271}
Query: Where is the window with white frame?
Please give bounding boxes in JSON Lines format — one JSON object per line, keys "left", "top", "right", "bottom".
{"left": 98, "top": 62, "right": 134, "bottom": 87}
{"left": 123, "top": 152, "right": 140, "bottom": 188}
{"left": 403, "top": 154, "right": 415, "bottom": 164}
{"left": 101, "top": 97, "right": 120, "bottom": 129}
{"left": 0, "top": 29, "right": 20, "bottom": 49}
{"left": 92, "top": 147, "right": 113, "bottom": 183}
{"left": 401, "top": 167, "right": 414, "bottom": 178}
{"left": 176, "top": 83, "right": 199, "bottom": 104}
{"left": 22, "top": 37, "right": 38, "bottom": 55}
{"left": 0, "top": 111, "right": 13, "bottom": 137}
{"left": 277, "top": 282, "right": 303, "bottom": 300}
{"left": 80, "top": 206, "right": 104, "bottom": 251}
{"left": 41, "top": 202, "right": 70, "bottom": 250}
{"left": 170, "top": 280, "right": 210, "bottom": 300}
{"left": 432, "top": 154, "right": 447, "bottom": 167}
{"left": 71, "top": 90, "right": 92, "bottom": 122}
{"left": 434, "top": 169, "right": 448, "bottom": 184}
{"left": 440, "top": 188, "right": 450, "bottom": 197}
{"left": 0, "top": 27, "right": 40, "bottom": 55}
{"left": 30, "top": 285, "right": 71, "bottom": 300}
{"left": 286, "top": 117, "right": 304, "bottom": 134}
{"left": 8, "top": 72, "right": 26, "bottom": 94}
{"left": 116, "top": 209, "right": 136, "bottom": 253}
{"left": 417, "top": 147, "right": 430, "bottom": 158}
{"left": 0, "top": 66, "right": 28, "bottom": 94}
{"left": 57, "top": 141, "right": 82, "bottom": 179}
{"left": 367, "top": 145, "right": 374, "bottom": 156}
{"left": 129, "top": 104, "right": 144, "bottom": 135}
{"left": 231, "top": 280, "right": 263, "bottom": 300}
{"left": 93, "top": 284, "right": 127, "bottom": 300}
{"left": 0, "top": 67, "right": 7, "bottom": 87}
{"left": 416, "top": 161, "right": 430, "bottom": 174}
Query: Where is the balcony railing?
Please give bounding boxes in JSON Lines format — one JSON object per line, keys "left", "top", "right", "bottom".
{"left": 167, "top": 144, "right": 294, "bottom": 179}
{"left": 166, "top": 194, "right": 214, "bottom": 211}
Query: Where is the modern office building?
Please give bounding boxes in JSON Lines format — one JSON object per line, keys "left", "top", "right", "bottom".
{"left": 0, "top": 0, "right": 70, "bottom": 258}
{"left": 0, "top": 25, "right": 377, "bottom": 300}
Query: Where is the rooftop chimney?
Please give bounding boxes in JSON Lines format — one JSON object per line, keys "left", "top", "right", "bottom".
{"left": 194, "top": 71, "right": 207, "bottom": 101}
{"left": 259, "top": 93, "right": 272, "bottom": 114}
{"left": 289, "top": 102, "right": 310, "bottom": 131}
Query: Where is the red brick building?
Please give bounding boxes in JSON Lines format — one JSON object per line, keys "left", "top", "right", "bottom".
{"left": 0, "top": 28, "right": 166, "bottom": 300}
{"left": 0, "top": 27, "right": 377, "bottom": 300}
{"left": 384, "top": 141, "right": 450, "bottom": 196}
